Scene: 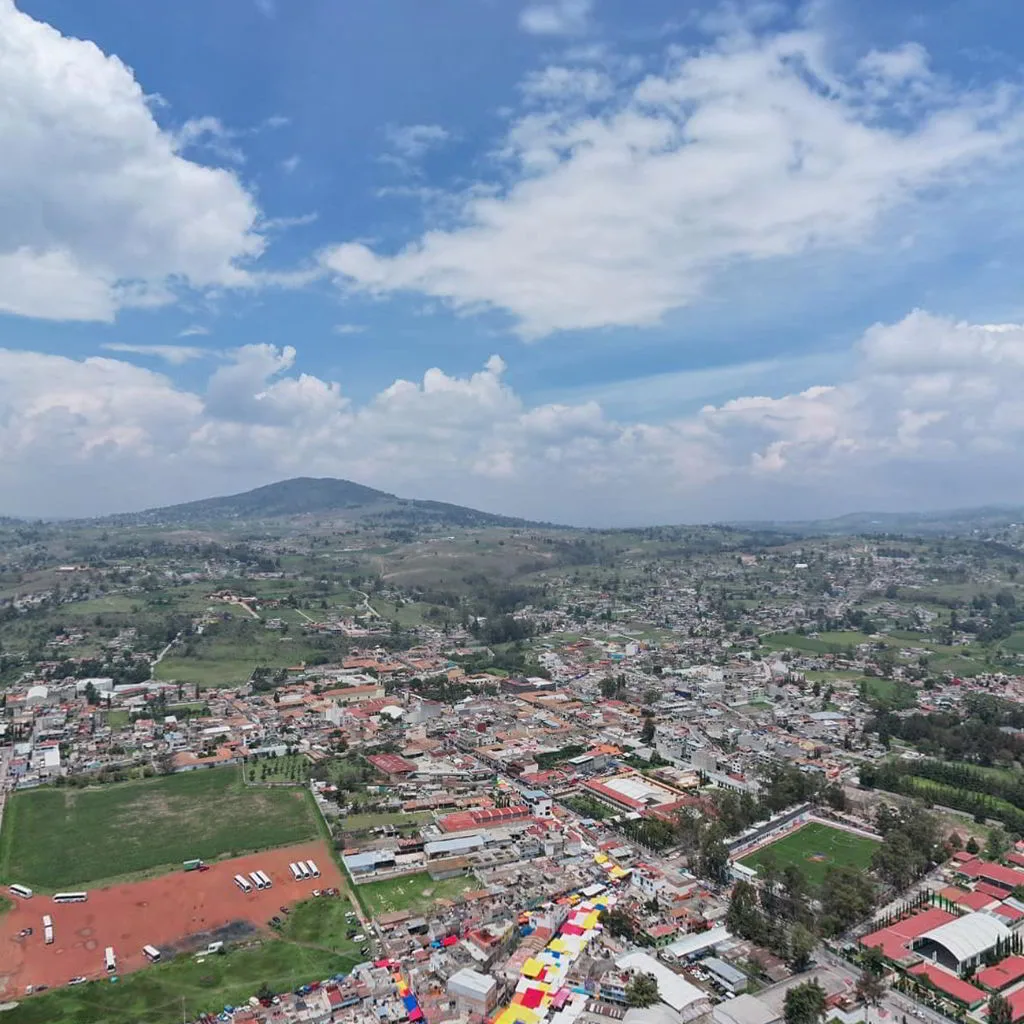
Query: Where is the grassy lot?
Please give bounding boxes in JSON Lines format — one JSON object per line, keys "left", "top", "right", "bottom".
{"left": 105, "top": 709, "right": 130, "bottom": 729}
{"left": 340, "top": 810, "right": 434, "bottom": 832}
{"left": 0, "top": 939, "right": 356, "bottom": 1024}
{"left": 860, "top": 677, "right": 918, "bottom": 709}
{"left": 0, "top": 768, "right": 319, "bottom": 889}
{"left": 738, "top": 822, "right": 879, "bottom": 890}
{"left": 281, "top": 896, "right": 365, "bottom": 956}
{"left": 247, "top": 754, "right": 310, "bottom": 785}
{"left": 153, "top": 620, "right": 346, "bottom": 687}
{"left": 353, "top": 872, "right": 477, "bottom": 918}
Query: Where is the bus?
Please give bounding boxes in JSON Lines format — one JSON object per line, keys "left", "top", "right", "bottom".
{"left": 305, "top": 860, "right": 320, "bottom": 879}
{"left": 249, "top": 871, "right": 265, "bottom": 890}
{"left": 289, "top": 862, "right": 302, "bottom": 880}
{"left": 255, "top": 870, "right": 272, "bottom": 889}
{"left": 42, "top": 915, "right": 52, "bottom": 928}
{"left": 296, "top": 862, "right": 311, "bottom": 880}
{"left": 8, "top": 884, "right": 32, "bottom": 899}
{"left": 44, "top": 926, "right": 54, "bottom": 945}
{"left": 53, "top": 892, "right": 88, "bottom": 904}
{"left": 104, "top": 947, "right": 116, "bottom": 973}
{"left": 142, "top": 945, "right": 161, "bottom": 963}
{"left": 234, "top": 874, "right": 252, "bottom": 893}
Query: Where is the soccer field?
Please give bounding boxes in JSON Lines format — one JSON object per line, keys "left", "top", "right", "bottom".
{"left": 0, "top": 767, "right": 320, "bottom": 889}
{"left": 354, "top": 872, "right": 477, "bottom": 918}
{"left": 738, "top": 821, "right": 879, "bottom": 889}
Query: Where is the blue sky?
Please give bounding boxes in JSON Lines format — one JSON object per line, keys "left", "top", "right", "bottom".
{"left": 3, "top": 0, "right": 1024, "bottom": 523}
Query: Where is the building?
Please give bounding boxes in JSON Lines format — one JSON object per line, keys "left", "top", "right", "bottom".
{"left": 447, "top": 968, "right": 498, "bottom": 1016}
{"left": 912, "top": 912, "right": 1011, "bottom": 974}
{"left": 703, "top": 957, "right": 748, "bottom": 995}
{"left": 713, "top": 994, "right": 781, "bottom": 1024}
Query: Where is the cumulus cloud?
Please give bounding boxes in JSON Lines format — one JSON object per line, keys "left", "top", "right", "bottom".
{"left": 324, "top": 23, "right": 1024, "bottom": 338}
{"left": 4, "top": 311, "right": 1024, "bottom": 522}
{"left": 0, "top": 0, "right": 264, "bottom": 322}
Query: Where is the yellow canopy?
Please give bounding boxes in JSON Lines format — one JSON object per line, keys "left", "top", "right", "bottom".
{"left": 521, "top": 958, "right": 544, "bottom": 978}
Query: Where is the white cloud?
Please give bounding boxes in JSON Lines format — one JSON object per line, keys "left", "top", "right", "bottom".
{"left": 333, "top": 323, "right": 367, "bottom": 335}
{"left": 325, "top": 25, "right": 1024, "bottom": 339}
{"left": 384, "top": 123, "right": 451, "bottom": 160}
{"left": 520, "top": 0, "right": 593, "bottom": 36}
{"left": 178, "top": 325, "right": 211, "bottom": 338}
{"left": 281, "top": 155, "right": 301, "bottom": 174}
{"left": 5, "top": 311, "right": 1024, "bottom": 522}
{"left": 0, "top": 0, "right": 264, "bottom": 322}
{"left": 101, "top": 343, "right": 212, "bottom": 365}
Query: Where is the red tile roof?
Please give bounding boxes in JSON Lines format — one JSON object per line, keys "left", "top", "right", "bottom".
{"left": 909, "top": 963, "right": 986, "bottom": 1007}
{"left": 977, "top": 956, "right": 1024, "bottom": 992}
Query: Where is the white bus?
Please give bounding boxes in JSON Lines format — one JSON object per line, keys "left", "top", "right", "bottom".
{"left": 53, "top": 892, "right": 88, "bottom": 904}
{"left": 289, "top": 862, "right": 302, "bottom": 881}
{"left": 9, "top": 884, "right": 33, "bottom": 899}
{"left": 249, "top": 871, "right": 265, "bottom": 890}
{"left": 255, "top": 870, "right": 272, "bottom": 889}
{"left": 104, "top": 947, "right": 116, "bottom": 973}
{"left": 296, "top": 862, "right": 311, "bottom": 880}
{"left": 305, "top": 860, "right": 320, "bottom": 879}
{"left": 42, "top": 915, "right": 52, "bottom": 928}
{"left": 142, "top": 944, "right": 161, "bottom": 963}
{"left": 234, "top": 874, "right": 252, "bottom": 893}
{"left": 44, "top": 926, "right": 54, "bottom": 945}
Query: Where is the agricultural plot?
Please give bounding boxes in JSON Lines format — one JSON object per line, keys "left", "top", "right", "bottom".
{"left": 0, "top": 768, "right": 319, "bottom": 888}
{"left": 354, "top": 872, "right": 477, "bottom": 917}
{"left": 738, "top": 822, "right": 879, "bottom": 889}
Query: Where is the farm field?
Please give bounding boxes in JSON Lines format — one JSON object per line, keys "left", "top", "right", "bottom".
{"left": 0, "top": 940, "right": 354, "bottom": 1024}
{"left": 353, "top": 872, "right": 477, "bottom": 917}
{"left": 739, "top": 822, "right": 880, "bottom": 889}
{"left": 247, "top": 754, "right": 310, "bottom": 784}
{"left": 0, "top": 768, "right": 320, "bottom": 888}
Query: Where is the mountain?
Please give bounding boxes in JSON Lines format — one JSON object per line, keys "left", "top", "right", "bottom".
{"left": 102, "top": 477, "right": 548, "bottom": 529}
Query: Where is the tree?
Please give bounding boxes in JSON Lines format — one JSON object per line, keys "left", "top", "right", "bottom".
{"left": 989, "top": 993, "right": 1013, "bottom": 1024}
{"left": 788, "top": 923, "right": 816, "bottom": 973}
{"left": 966, "top": 836, "right": 980, "bottom": 855}
{"left": 626, "top": 973, "right": 660, "bottom": 1009}
{"left": 698, "top": 829, "right": 731, "bottom": 885}
{"left": 600, "top": 677, "right": 618, "bottom": 699}
{"left": 986, "top": 826, "right": 1011, "bottom": 862}
{"left": 641, "top": 714, "right": 656, "bottom": 745}
{"left": 819, "top": 866, "right": 876, "bottom": 937}
{"left": 855, "top": 967, "right": 886, "bottom": 1024}
{"left": 784, "top": 980, "right": 826, "bottom": 1024}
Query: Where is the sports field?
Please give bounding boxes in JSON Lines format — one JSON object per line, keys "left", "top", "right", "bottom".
{"left": 0, "top": 767, "right": 320, "bottom": 889}
{"left": 354, "top": 872, "right": 477, "bottom": 918}
{"left": 738, "top": 821, "right": 879, "bottom": 889}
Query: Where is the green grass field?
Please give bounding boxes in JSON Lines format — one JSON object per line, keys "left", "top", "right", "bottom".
{"left": 0, "top": 768, "right": 319, "bottom": 889}
{"left": 738, "top": 822, "right": 880, "bottom": 889}
{"left": 0, "top": 940, "right": 357, "bottom": 1024}
{"left": 353, "top": 872, "right": 477, "bottom": 918}
{"left": 247, "top": 754, "right": 310, "bottom": 785}
{"left": 281, "top": 896, "right": 365, "bottom": 955}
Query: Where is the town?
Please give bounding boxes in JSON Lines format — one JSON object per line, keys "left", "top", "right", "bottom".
{"left": 2, "top": 492, "right": 1024, "bottom": 1024}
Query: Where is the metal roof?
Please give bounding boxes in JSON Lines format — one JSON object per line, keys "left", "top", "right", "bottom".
{"left": 916, "top": 912, "right": 1011, "bottom": 964}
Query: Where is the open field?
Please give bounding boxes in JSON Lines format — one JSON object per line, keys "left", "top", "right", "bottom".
{"left": 353, "top": 872, "right": 477, "bottom": 917}
{"left": 0, "top": 939, "right": 353, "bottom": 1024}
{"left": 339, "top": 810, "right": 435, "bottom": 833}
{"left": 281, "top": 896, "right": 365, "bottom": 956}
{"left": 0, "top": 841, "right": 342, "bottom": 1008}
{"left": 0, "top": 768, "right": 319, "bottom": 889}
{"left": 738, "top": 822, "right": 879, "bottom": 889}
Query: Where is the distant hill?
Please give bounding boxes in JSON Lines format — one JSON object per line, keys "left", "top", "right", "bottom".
{"left": 732, "top": 506, "right": 1024, "bottom": 537}
{"left": 101, "top": 476, "right": 547, "bottom": 529}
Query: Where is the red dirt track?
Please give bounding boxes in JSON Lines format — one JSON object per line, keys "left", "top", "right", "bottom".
{"left": 0, "top": 841, "right": 341, "bottom": 997}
